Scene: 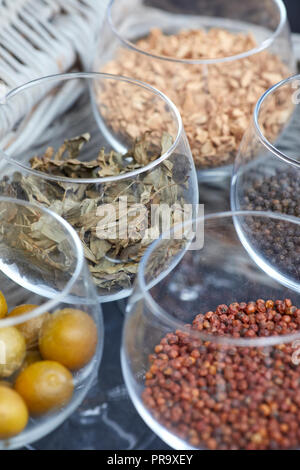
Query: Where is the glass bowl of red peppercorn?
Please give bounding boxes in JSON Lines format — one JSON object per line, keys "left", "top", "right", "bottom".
{"left": 231, "top": 74, "right": 300, "bottom": 285}
{"left": 122, "top": 211, "right": 300, "bottom": 450}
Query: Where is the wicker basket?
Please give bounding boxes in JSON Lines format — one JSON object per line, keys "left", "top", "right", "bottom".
{"left": 0, "top": 0, "right": 108, "bottom": 93}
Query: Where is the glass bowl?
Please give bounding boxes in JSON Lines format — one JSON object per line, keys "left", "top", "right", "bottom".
{"left": 231, "top": 74, "right": 300, "bottom": 285}
{"left": 0, "top": 72, "right": 198, "bottom": 302}
{"left": 94, "top": 0, "right": 295, "bottom": 182}
{"left": 0, "top": 197, "right": 103, "bottom": 450}
{"left": 122, "top": 211, "right": 300, "bottom": 450}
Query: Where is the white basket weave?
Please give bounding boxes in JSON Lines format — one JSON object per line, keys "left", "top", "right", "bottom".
{"left": 0, "top": 0, "right": 110, "bottom": 155}
{"left": 0, "top": 0, "right": 108, "bottom": 94}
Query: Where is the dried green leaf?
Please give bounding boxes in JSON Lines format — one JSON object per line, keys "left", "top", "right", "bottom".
{"left": 0, "top": 131, "right": 189, "bottom": 295}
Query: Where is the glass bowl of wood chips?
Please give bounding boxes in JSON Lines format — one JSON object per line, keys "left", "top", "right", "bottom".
{"left": 0, "top": 197, "right": 103, "bottom": 449}
{"left": 95, "top": 0, "right": 295, "bottom": 182}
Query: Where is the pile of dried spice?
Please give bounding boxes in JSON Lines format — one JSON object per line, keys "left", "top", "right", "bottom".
{"left": 143, "top": 299, "right": 300, "bottom": 450}
{"left": 0, "top": 132, "right": 191, "bottom": 294}
{"left": 240, "top": 169, "right": 300, "bottom": 279}
{"left": 99, "top": 28, "right": 290, "bottom": 169}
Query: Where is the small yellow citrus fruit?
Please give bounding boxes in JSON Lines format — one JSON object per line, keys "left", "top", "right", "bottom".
{"left": 0, "top": 327, "right": 26, "bottom": 378}
{"left": 0, "top": 386, "right": 29, "bottom": 439}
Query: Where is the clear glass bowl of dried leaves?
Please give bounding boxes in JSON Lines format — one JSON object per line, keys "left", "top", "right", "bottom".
{"left": 0, "top": 72, "right": 198, "bottom": 302}
{"left": 95, "top": 0, "right": 295, "bottom": 182}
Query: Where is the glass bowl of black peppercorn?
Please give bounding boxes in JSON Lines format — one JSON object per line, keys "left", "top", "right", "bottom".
{"left": 231, "top": 74, "right": 300, "bottom": 290}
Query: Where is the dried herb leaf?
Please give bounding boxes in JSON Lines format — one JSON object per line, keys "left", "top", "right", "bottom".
{"left": 0, "top": 132, "right": 190, "bottom": 295}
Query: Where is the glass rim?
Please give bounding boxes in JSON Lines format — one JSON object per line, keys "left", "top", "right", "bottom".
{"left": 253, "top": 73, "right": 300, "bottom": 169}
{"left": 0, "top": 196, "right": 85, "bottom": 328}
{"left": 0, "top": 72, "right": 183, "bottom": 184}
{"left": 137, "top": 210, "right": 300, "bottom": 347}
{"left": 107, "top": 0, "right": 287, "bottom": 65}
